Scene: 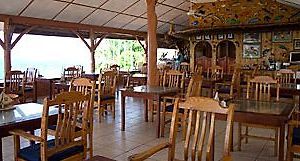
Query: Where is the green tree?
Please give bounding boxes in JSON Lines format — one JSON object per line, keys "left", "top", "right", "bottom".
{"left": 95, "top": 39, "right": 145, "bottom": 71}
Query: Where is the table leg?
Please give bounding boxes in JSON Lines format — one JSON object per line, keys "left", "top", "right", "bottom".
{"left": 144, "top": 99, "right": 148, "bottom": 122}
{"left": 121, "top": 95, "right": 126, "bottom": 131}
{"left": 278, "top": 125, "right": 285, "bottom": 161}
{"left": 0, "top": 138, "right": 2, "bottom": 161}
{"left": 157, "top": 97, "right": 161, "bottom": 138}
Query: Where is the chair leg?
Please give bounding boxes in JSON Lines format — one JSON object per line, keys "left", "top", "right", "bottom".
{"left": 98, "top": 105, "right": 102, "bottom": 122}
{"left": 112, "top": 102, "right": 115, "bottom": 119}
{"left": 274, "top": 128, "right": 278, "bottom": 156}
{"left": 245, "top": 126, "right": 248, "bottom": 144}
{"left": 89, "top": 130, "right": 93, "bottom": 158}
{"left": 150, "top": 103, "right": 154, "bottom": 122}
{"left": 238, "top": 123, "right": 242, "bottom": 151}
{"left": 161, "top": 111, "right": 166, "bottom": 137}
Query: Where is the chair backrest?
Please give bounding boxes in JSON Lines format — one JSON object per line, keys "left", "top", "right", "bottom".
{"left": 179, "top": 62, "right": 190, "bottom": 73}
{"left": 207, "top": 66, "right": 224, "bottom": 80}
{"left": 41, "top": 91, "right": 90, "bottom": 160}
{"left": 98, "top": 70, "right": 118, "bottom": 96}
{"left": 24, "top": 68, "right": 37, "bottom": 84}
{"left": 5, "top": 70, "right": 25, "bottom": 94}
{"left": 166, "top": 97, "right": 234, "bottom": 161}
{"left": 246, "top": 76, "right": 279, "bottom": 101}
{"left": 194, "top": 64, "right": 203, "bottom": 76}
{"left": 276, "top": 69, "right": 296, "bottom": 84}
{"left": 110, "top": 64, "right": 120, "bottom": 71}
{"left": 64, "top": 67, "right": 81, "bottom": 81}
{"left": 163, "top": 69, "right": 185, "bottom": 89}
{"left": 141, "top": 63, "right": 147, "bottom": 74}
{"left": 185, "top": 75, "right": 202, "bottom": 98}
{"left": 229, "top": 67, "right": 241, "bottom": 97}
{"left": 251, "top": 65, "right": 260, "bottom": 78}
{"left": 69, "top": 78, "right": 96, "bottom": 118}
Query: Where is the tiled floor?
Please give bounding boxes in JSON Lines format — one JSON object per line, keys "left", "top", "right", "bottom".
{"left": 2, "top": 94, "right": 300, "bottom": 161}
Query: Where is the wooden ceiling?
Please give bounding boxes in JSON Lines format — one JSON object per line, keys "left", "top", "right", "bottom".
{"left": 0, "top": 0, "right": 299, "bottom": 37}
{"left": 0, "top": 0, "right": 190, "bottom": 34}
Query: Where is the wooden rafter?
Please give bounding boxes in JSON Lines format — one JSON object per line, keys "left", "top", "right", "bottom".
{"left": 72, "top": 30, "right": 91, "bottom": 50}
{"left": 135, "top": 36, "right": 146, "bottom": 52}
{"left": 94, "top": 34, "right": 107, "bottom": 50}
{"left": 0, "top": 39, "right": 4, "bottom": 49}
{"left": 0, "top": 14, "right": 147, "bottom": 37}
{"left": 11, "top": 26, "right": 37, "bottom": 49}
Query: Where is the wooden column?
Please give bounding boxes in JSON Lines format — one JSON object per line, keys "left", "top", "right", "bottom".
{"left": 146, "top": 0, "right": 158, "bottom": 86}
{"left": 3, "top": 18, "right": 13, "bottom": 73}
{"left": 189, "top": 40, "right": 196, "bottom": 72}
{"left": 0, "top": 19, "right": 36, "bottom": 76}
{"left": 73, "top": 30, "right": 106, "bottom": 73}
{"left": 90, "top": 30, "right": 96, "bottom": 73}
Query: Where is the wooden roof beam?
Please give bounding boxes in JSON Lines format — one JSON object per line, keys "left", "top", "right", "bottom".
{"left": 11, "top": 25, "right": 37, "bottom": 49}
{"left": 0, "top": 14, "right": 147, "bottom": 37}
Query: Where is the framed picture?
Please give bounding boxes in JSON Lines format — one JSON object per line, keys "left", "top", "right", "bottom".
{"left": 294, "top": 39, "right": 300, "bottom": 50}
{"left": 272, "top": 31, "right": 292, "bottom": 42}
{"left": 244, "top": 32, "right": 260, "bottom": 43}
{"left": 195, "top": 35, "right": 202, "bottom": 40}
{"left": 243, "top": 43, "right": 261, "bottom": 59}
{"left": 217, "top": 34, "right": 224, "bottom": 40}
{"left": 204, "top": 34, "right": 212, "bottom": 40}
{"left": 227, "top": 33, "right": 234, "bottom": 39}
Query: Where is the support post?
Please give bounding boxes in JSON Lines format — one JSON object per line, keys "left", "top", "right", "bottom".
{"left": 72, "top": 30, "right": 106, "bottom": 73}
{"left": 146, "top": 0, "right": 158, "bottom": 86}
{"left": 3, "top": 18, "right": 13, "bottom": 74}
{"left": 90, "top": 30, "right": 96, "bottom": 73}
{"left": 189, "top": 40, "right": 196, "bottom": 73}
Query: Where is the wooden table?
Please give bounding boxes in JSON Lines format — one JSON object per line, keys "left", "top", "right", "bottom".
{"left": 82, "top": 73, "right": 100, "bottom": 81}
{"left": 224, "top": 99, "right": 295, "bottom": 161}
{"left": 0, "top": 103, "right": 58, "bottom": 161}
{"left": 277, "top": 83, "right": 300, "bottom": 107}
{"left": 120, "top": 85, "right": 180, "bottom": 138}
{"left": 130, "top": 73, "right": 147, "bottom": 86}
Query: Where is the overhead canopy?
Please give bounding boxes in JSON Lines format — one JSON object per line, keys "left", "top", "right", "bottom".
{"left": 0, "top": 0, "right": 299, "bottom": 38}
{"left": 0, "top": 0, "right": 190, "bottom": 35}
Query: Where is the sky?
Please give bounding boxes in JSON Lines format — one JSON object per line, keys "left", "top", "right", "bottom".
{"left": 0, "top": 32, "right": 90, "bottom": 78}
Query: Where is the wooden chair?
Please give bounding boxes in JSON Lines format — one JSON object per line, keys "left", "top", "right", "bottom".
{"left": 23, "top": 68, "right": 38, "bottom": 102}
{"left": 97, "top": 70, "right": 118, "bottom": 122}
{"left": 141, "top": 63, "right": 147, "bottom": 74}
{"left": 5, "top": 70, "right": 25, "bottom": 103}
{"left": 215, "top": 67, "right": 241, "bottom": 99}
{"left": 161, "top": 74, "right": 203, "bottom": 137}
{"left": 69, "top": 78, "right": 96, "bottom": 158}
{"left": 286, "top": 109, "right": 300, "bottom": 161}
{"left": 275, "top": 69, "right": 296, "bottom": 84}
{"left": 179, "top": 62, "right": 190, "bottom": 74}
{"left": 194, "top": 64, "right": 203, "bottom": 76}
{"left": 238, "top": 76, "right": 280, "bottom": 156}
{"left": 207, "top": 66, "right": 224, "bottom": 80}
{"left": 129, "top": 97, "right": 234, "bottom": 161}
{"left": 10, "top": 91, "right": 91, "bottom": 161}
{"left": 64, "top": 66, "right": 81, "bottom": 81}
{"left": 109, "top": 64, "right": 120, "bottom": 71}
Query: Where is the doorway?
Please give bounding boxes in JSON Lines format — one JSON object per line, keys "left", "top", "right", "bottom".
{"left": 194, "top": 41, "right": 212, "bottom": 72}
{"left": 216, "top": 40, "right": 236, "bottom": 73}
